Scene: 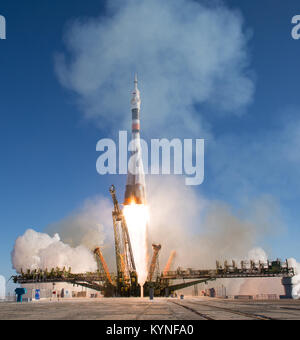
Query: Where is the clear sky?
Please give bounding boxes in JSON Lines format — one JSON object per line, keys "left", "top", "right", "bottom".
{"left": 1, "top": 0, "right": 300, "bottom": 286}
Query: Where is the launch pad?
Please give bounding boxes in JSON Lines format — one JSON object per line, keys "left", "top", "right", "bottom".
{"left": 12, "top": 187, "right": 295, "bottom": 298}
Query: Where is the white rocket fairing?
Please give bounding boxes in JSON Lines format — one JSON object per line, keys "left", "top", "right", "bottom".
{"left": 124, "top": 75, "right": 146, "bottom": 205}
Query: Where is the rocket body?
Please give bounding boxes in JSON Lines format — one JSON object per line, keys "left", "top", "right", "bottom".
{"left": 124, "top": 75, "right": 146, "bottom": 205}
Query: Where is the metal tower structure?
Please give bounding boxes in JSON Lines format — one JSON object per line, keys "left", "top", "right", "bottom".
{"left": 109, "top": 185, "right": 140, "bottom": 296}
{"left": 163, "top": 251, "right": 176, "bottom": 276}
{"left": 147, "top": 244, "right": 162, "bottom": 282}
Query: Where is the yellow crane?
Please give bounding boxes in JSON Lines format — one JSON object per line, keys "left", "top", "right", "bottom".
{"left": 94, "top": 247, "right": 114, "bottom": 286}
{"left": 163, "top": 250, "right": 176, "bottom": 276}
{"left": 147, "top": 244, "right": 162, "bottom": 282}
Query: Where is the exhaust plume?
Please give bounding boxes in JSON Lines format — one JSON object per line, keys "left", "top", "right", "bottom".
{"left": 45, "top": 196, "right": 116, "bottom": 270}
{"left": 123, "top": 204, "right": 149, "bottom": 285}
{"left": 11, "top": 229, "right": 97, "bottom": 274}
{"left": 288, "top": 258, "right": 300, "bottom": 299}
{"left": 147, "top": 176, "right": 276, "bottom": 269}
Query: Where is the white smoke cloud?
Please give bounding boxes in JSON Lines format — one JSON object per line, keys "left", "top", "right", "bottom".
{"left": 247, "top": 247, "right": 268, "bottom": 262}
{"left": 11, "top": 229, "right": 97, "bottom": 274}
{"left": 45, "top": 196, "right": 116, "bottom": 270}
{"left": 225, "top": 247, "right": 278, "bottom": 297}
{"left": 55, "top": 0, "right": 254, "bottom": 138}
{"left": 46, "top": 196, "right": 113, "bottom": 248}
{"left": 147, "top": 176, "right": 277, "bottom": 269}
{"left": 146, "top": 177, "right": 294, "bottom": 297}
{"left": 288, "top": 258, "right": 300, "bottom": 299}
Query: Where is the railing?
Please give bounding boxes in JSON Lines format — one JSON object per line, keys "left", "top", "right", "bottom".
{"left": 161, "top": 263, "right": 294, "bottom": 280}
{"left": 12, "top": 259, "right": 295, "bottom": 286}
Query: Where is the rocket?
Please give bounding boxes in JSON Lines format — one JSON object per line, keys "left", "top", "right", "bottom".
{"left": 124, "top": 75, "right": 146, "bottom": 205}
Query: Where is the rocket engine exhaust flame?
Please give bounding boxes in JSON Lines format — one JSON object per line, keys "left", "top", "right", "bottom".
{"left": 123, "top": 203, "right": 149, "bottom": 287}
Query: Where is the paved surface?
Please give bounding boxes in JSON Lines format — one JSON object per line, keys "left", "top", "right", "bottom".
{"left": 1, "top": 297, "right": 300, "bottom": 320}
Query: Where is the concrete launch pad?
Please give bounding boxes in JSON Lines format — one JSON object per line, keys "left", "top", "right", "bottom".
{"left": 1, "top": 297, "right": 300, "bottom": 320}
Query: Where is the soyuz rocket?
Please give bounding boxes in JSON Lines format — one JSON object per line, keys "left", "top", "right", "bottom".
{"left": 124, "top": 75, "right": 146, "bottom": 205}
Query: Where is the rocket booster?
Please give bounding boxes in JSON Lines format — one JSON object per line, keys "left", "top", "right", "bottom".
{"left": 124, "top": 75, "right": 146, "bottom": 205}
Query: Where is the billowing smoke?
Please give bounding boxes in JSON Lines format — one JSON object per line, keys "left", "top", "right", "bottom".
{"left": 247, "top": 247, "right": 268, "bottom": 262}
{"left": 287, "top": 258, "right": 300, "bottom": 299}
{"left": 55, "top": 0, "right": 254, "bottom": 139}
{"left": 11, "top": 229, "right": 97, "bottom": 274}
{"left": 146, "top": 176, "right": 290, "bottom": 297}
{"left": 45, "top": 196, "right": 115, "bottom": 268}
{"left": 147, "top": 176, "right": 277, "bottom": 269}
{"left": 224, "top": 248, "right": 284, "bottom": 297}
{"left": 11, "top": 196, "right": 115, "bottom": 274}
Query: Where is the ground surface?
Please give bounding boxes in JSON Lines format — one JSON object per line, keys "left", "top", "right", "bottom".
{"left": 1, "top": 297, "right": 300, "bottom": 320}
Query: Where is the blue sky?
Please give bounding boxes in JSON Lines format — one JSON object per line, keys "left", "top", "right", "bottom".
{"left": 1, "top": 0, "right": 300, "bottom": 286}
